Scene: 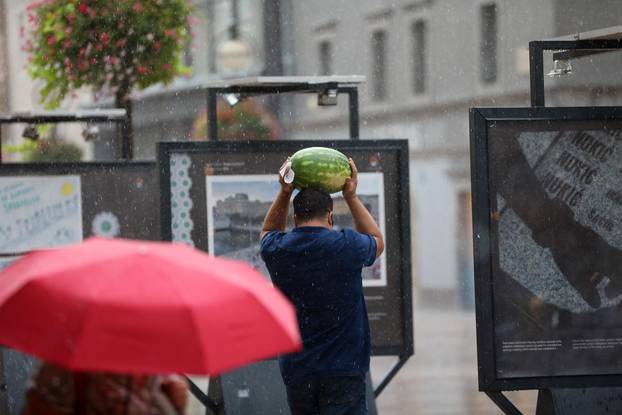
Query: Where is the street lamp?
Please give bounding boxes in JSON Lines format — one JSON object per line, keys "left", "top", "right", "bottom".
{"left": 547, "top": 59, "right": 573, "bottom": 77}
{"left": 216, "top": 38, "right": 253, "bottom": 73}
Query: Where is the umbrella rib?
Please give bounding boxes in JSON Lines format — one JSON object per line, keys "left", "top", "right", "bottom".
{"left": 152, "top": 263, "right": 211, "bottom": 375}
{"left": 65, "top": 256, "right": 138, "bottom": 372}
{"left": 66, "top": 284, "right": 97, "bottom": 371}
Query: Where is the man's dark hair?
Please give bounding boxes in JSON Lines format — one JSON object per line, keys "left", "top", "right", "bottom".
{"left": 293, "top": 188, "right": 333, "bottom": 222}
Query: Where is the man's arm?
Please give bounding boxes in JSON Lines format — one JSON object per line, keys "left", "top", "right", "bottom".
{"left": 260, "top": 159, "right": 294, "bottom": 241}
{"left": 343, "top": 158, "right": 384, "bottom": 257}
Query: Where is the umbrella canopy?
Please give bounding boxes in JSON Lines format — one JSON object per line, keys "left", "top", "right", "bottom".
{"left": 0, "top": 237, "right": 301, "bottom": 375}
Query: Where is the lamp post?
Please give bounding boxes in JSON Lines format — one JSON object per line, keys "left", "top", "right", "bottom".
{"left": 216, "top": 38, "right": 252, "bottom": 73}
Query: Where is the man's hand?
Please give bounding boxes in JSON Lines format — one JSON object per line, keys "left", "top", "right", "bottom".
{"left": 260, "top": 158, "right": 294, "bottom": 240}
{"left": 342, "top": 158, "right": 384, "bottom": 257}
{"left": 342, "top": 158, "right": 358, "bottom": 200}
{"left": 279, "top": 158, "right": 295, "bottom": 194}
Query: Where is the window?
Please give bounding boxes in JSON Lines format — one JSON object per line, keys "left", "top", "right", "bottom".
{"left": 183, "top": 34, "right": 193, "bottom": 68}
{"left": 480, "top": 3, "right": 497, "bottom": 83}
{"left": 371, "top": 30, "right": 387, "bottom": 101}
{"left": 319, "top": 40, "right": 333, "bottom": 76}
{"left": 412, "top": 20, "right": 426, "bottom": 94}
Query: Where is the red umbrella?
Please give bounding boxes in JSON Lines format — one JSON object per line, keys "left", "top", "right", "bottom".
{"left": 0, "top": 237, "right": 301, "bottom": 375}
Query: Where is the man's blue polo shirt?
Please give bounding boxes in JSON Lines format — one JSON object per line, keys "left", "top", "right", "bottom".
{"left": 260, "top": 226, "right": 377, "bottom": 385}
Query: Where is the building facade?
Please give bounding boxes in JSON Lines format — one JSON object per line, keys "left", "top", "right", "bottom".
{"left": 288, "top": 0, "right": 622, "bottom": 306}
{"left": 0, "top": 0, "right": 8, "bottom": 113}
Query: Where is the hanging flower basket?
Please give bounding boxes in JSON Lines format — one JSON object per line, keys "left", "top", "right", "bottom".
{"left": 22, "top": 0, "right": 194, "bottom": 108}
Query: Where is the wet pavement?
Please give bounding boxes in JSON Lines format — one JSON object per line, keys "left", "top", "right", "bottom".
{"left": 187, "top": 305, "right": 537, "bottom": 414}
{"left": 371, "top": 306, "right": 537, "bottom": 414}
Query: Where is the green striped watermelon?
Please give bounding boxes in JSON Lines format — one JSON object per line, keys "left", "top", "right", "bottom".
{"left": 290, "top": 147, "right": 351, "bottom": 194}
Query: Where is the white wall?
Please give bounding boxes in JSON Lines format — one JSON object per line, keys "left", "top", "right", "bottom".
{"left": 6, "top": 0, "right": 37, "bottom": 112}
{"left": 412, "top": 156, "right": 457, "bottom": 290}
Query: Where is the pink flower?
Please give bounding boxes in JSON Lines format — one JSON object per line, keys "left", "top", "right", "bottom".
{"left": 26, "top": 1, "right": 47, "bottom": 12}
{"left": 133, "top": 2, "right": 142, "bottom": 12}
{"left": 100, "top": 32, "right": 110, "bottom": 44}
{"left": 24, "top": 40, "right": 33, "bottom": 51}
{"left": 27, "top": 9, "right": 39, "bottom": 23}
{"left": 79, "top": 3, "right": 88, "bottom": 14}
{"left": 136, "top": 66, "right": 147, "bottom": 74}
{"left": 47, "top": 35, "right": 56, "bottom": 46}
{"left": 104, "top": 55, "right": 119, "bottom": 65}
{"left": 162, "top": 63, "right": 172, "bottom": 71}
{"left": 164, "top": 28, "right": 175, "bottom": 37}
{"left": 63, "top": 39, "right": 72, "bottom": 48}
{"left": 65, "top": 27, "right": 72, "bottom": 35}
{"left": 95, "top": 43, "right": 103, "bottom": 51}
{"left": 116, "top": 38, "right": 127, "bottom": 48}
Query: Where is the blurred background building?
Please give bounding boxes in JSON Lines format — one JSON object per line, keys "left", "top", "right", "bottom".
{"left": 289, "top": 0, "right": 622, "bottom": 308}
{"left": 0, "top": 0, "right": 8, "bottom": 113}
{"left": 2, "top": 0, "right": 622, "bottom": 413}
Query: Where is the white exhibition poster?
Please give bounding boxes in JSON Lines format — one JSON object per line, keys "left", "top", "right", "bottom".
{"left": 0, "top": 175, "right": 83, "bottom": 255}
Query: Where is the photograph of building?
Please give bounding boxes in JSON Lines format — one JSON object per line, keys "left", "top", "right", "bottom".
{"left": 206, "top": 173, "right": 386, "bottom": 285}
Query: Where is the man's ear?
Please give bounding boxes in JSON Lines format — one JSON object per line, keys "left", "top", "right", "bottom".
{"left": 327, "top": 211, "right": 333, "bottom": 227}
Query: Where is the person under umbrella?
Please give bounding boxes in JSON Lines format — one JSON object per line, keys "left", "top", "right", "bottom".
{"left": 22, "top": 362, "right": 188, "bottom": 415}
{"left": 0, "top": 237, "right": 301, "bottom": 415}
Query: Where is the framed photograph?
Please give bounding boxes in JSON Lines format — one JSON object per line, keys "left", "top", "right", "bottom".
{"left": 470, "top": 106, "right": 622, "bottom": 390}
{"left": 205, "top": 173, "right": 387, "bottom": 286}
{"left": 206, "top": 175, "right": 279, "bottom": 276}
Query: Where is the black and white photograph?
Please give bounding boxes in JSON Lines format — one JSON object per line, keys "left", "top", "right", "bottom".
{"left": 206, "top": 173, "right": 387, "bottom": 286}
{"left": 482, "top": 120, "right": 622, "bottom": 381}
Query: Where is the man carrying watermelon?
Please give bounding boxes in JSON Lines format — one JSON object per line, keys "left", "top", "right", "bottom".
{"left": 259, "top": 153, "right": 384, "bottom": 415}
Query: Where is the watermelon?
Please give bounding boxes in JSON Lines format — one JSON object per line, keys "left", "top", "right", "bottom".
{"left": 289, "top": 147, "right": 351, "bottom": 194}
